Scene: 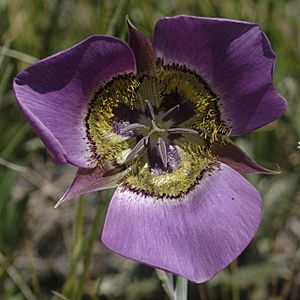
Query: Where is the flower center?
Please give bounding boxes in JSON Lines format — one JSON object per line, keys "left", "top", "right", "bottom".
{"left": 86, "top": 64, "right": 230, "bottom": 197}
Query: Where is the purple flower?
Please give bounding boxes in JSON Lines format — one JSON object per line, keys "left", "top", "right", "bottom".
{"left": 14, "top": 16, "right": 287, "bottom": 283}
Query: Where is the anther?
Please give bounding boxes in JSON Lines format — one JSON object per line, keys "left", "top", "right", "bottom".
{"left": 145, "top": 99, "right": 155, "bottom": 120}
{"left": 120, "top": 123, "right": 146, "bottom": 134}
{"left": 125, "top": 136, "right": 147, "bottom": 164}
{"left": 157, "top": 137, "right": 168, "bottom": 168}
{"left": 168, "top": 128, "right": 199, "bottom": 135}
{"left": 162, "top": 104, "right": 180, "bottom": 122}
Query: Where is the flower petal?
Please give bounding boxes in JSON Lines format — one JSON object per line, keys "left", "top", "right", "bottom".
{"left": 212, "top": 139, "right": 279, "bottom": 174}
{"left": 101, "top": 163, "right": 262, "bottom": 283}
{"left": 14, "top": 35, "right": 136, "bottom": 168}
{"left": 153, "top": 16, "right": 287, "bottom": 135}
{"left": 55, "top": 163, "right": 124, "bottom": 207}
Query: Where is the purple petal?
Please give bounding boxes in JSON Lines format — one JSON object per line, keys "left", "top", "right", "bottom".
{"left": 55, "top": 163, "right": 124, "bottom": 207}
{"left": 153, "top": 16, "right": 287, "bottom": 135}
{"left": 14, "top": 35, "right": 136, "bottom": 168}
{"left": 212, "top": 139, "right": 279, "bottom": 174}
{"left": 101, "top": 163, "right": 262, "bottom": 283}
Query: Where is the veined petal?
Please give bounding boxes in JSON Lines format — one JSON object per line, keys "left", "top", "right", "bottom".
{"left": 14, "top": 35, "right": 136, "bottom": 168}
{"left": 55, "top": 163, "right": 124, "bottom": 207}
{"left": 102, "top": 163, "right": 262, "bottom": 283}
{"left": 212, "top": 139, "right": 279, "bottom": 174}
{"left": 153, "top": 16, "right": 287, "bottom": 135}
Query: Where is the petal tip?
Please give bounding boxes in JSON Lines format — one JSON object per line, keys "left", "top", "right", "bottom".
{"left": 269, "top": 164, "right": 282, "bottom": 175}
{"left": 54, "top": 197, "right": 65, "bottom": 208}
{"left": 126, "top": 17, "right": 156, "bottom": 75}
{"left": 54, "top": 190, "right": 72, "bottom": 208}
{"left": 125, "top": 15, "right": 135, "bottom": 31}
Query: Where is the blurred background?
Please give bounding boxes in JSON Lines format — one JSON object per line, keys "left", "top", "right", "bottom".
{"left": 0, "top": 0, "right": 299, "bottom": 299}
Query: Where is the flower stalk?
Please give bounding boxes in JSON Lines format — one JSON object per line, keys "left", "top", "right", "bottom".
{"left": 61, "top": 194, "right": 107, "bottom": 299}
{"left": 175, "top": 275, "right": 188, "bottom": 300}
{"left": 156, "top": 270, "right": 188, "bottom": 300}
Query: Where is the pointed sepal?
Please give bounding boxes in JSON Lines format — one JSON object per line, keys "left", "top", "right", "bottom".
{"left": 54, "top": 162, "right": 125, "bottom": 207}
{"left": 212, "top": 138, "right": 280, "bottom": 174}
{"left": 126, "top": 16, "right": 156, "bottom": 75}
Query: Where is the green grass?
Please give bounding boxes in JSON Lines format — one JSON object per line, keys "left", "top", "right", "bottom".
{"left": 0, "top": 0, "right": 299, "bottom": 299}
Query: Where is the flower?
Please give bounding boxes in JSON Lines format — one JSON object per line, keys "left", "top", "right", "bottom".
{"left": 14, "top": 16, "right": 287, "bottom": 283}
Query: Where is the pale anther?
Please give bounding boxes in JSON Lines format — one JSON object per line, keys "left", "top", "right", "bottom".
{"left": 145, "top": 99, "right": 156, "bottom": 120}
{"left": 125, "top": 136, "right": 147, "bottom": 164}
{"left": 168, "top": 128, "right": 199, "bottom": 135}
{"left": 162, "top": 104, "right": 180, "bottom": 122}
{"left": 157, "top": 137, "right": 168, "bottom": 168}
{"left": 120, "top": 123, "right": 146, "bottom": 134}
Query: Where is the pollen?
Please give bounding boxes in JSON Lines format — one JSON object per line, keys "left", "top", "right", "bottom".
{"left": 86, "top": 74, "right": 140, "bottom": 165}
{"left": 157, "top": 64, "right": 229, "bottom": 144}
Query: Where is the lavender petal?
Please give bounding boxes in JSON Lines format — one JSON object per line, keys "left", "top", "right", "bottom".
{"left": 102, "top": 163, "right": 262, "bottom": 283}
{"left": 14, "top": 35, "right": 136, "bottom": 168}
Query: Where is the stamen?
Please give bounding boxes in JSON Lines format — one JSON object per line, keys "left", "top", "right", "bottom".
{"left": 157, "top": 137, "right": 168, "bottom": 168}
{"left": 145, "top": 99, "right": 155, "bottom": 120}
{"left": 120, "top": 123, "right": 146, "bottom": 134}
{"left": 162, "top": 104, "right": 180, "bottom": 122}
{"left": 168, "top": 127, "right": 199, "bottom": 135}
{"left": 168, "top": 127, "right": 208, "bottom": 147}
{"left": 125, "top": 137, "right": 147, "bottom": 164}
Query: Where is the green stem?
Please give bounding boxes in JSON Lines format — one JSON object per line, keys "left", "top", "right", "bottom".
{"left": 156, "top": 270, "right": 188, "bottom": 300}
{"left": 61, "top": 197, "right": 85, "bottom": 295}
{"left": 231, "top": 259, "right": 239, "bottom": 300}
{"left": 74, "top": 197, "right": 85, "bottom": 249}
{"left": 175, "top": 276, "right": 188, "bottom": 300}
{"left": 73, "top": 200, "right": 106, "bottom": 300}
{"left": 60, "top": 194, "right": 107, "bottom": 300}
{"left": 156, "top": 269, "right": 174, "bottom": 299}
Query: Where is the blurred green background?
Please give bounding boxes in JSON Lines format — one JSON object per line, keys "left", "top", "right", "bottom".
{"left": 0, "top": 0, "right": 299, "bottom": 299}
